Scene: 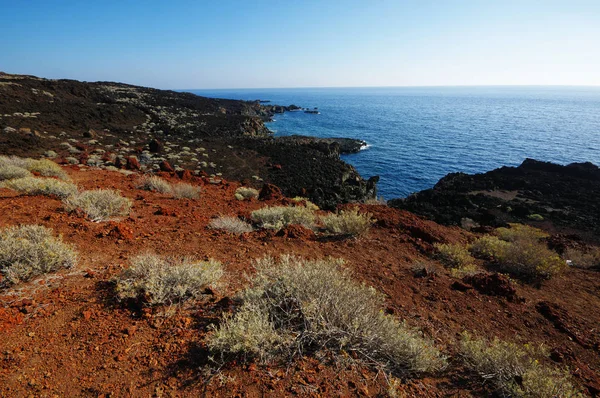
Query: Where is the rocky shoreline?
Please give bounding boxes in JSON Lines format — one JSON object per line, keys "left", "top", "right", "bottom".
{"left": 389, "top": 158, "right": 600, "bottom": 243}
{"left": 0, "top": 72, "right": 377, "bottom": 208}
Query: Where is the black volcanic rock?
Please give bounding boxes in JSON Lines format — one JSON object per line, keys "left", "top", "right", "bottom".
{"left": 0, "top": 72, "right": 377, "bottom": 208}
{"left": 389, "top": 159, "right": 600, "bottom": 241}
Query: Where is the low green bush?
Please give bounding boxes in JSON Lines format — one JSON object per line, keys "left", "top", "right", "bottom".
{"left": 234, "top": 187, "right": 259, "bottom": 201}
{"left": 0, "top": 225, "right": 77, "bottom": 286}
{"left": 208, "top": 255, "right": 446, "bottom": 376}
{"left": 471, "top": 224, "right": 565, "bottom": 281}
{"left": 460, "top": 332, "right": 581, "bottom": 398}
{"left": 321, "top": 207, "right": 373, "bottom": 237}
{"left": 63, "top": 189, "right": 132, "bottom": 221}
{"left": 137, "top": 175, "right": 172, "bottom": 193}
{"left": 2, "top": 176, "right": 78, "bottom": 198}
{"left": 0, "top": 163, "right": 32, "bottom": 181}
{"left": 114, "top": 253, "right": 223, "bottom": 306}
{"left": 209, "top": 216, "right": 253, "bottom": 234}
{"left": 251, "top": 206, "right": 315, "bottom": 230}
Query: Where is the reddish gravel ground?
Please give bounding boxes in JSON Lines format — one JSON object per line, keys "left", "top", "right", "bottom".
{"left": 0, "top": 166, "right": 599, "bottom": 397}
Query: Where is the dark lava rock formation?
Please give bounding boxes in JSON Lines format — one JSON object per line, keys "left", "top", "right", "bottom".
{"left": 389, "top": 159, "right": 600, "bottom": 241}
{"left": 0, "top": 72, "right": 377, "bottom": 207}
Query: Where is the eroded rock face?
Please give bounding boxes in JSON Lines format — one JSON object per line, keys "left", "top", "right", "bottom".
{"left": 389, "top": 159, "right": 600, "bottom": 242}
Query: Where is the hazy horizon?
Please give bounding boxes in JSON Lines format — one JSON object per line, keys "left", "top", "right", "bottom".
{"left": 2, "top": 1, "right": 599, "bottom": 89}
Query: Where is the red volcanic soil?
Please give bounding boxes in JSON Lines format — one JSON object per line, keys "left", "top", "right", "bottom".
{"left": 1, "top": 166, "right": 599, "bottom": 397}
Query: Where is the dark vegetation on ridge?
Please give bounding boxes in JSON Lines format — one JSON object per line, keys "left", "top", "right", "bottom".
{"left": 0, "top": 72, "right": 375, "bottom": 209}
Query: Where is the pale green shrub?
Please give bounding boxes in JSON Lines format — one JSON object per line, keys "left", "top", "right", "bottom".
{"left": 291, "top": 196, "right": 320, "bottom": 211}
{"left": 321, "top": 208, "right": 373, "bottom": 237}
{"left": 208, "top": 255, "right": 446, "bottom": 376}
{"left": 251, "top": 206, "right": 315, "bottom": 230}
{"left": 0, "top": 225, "right": 77, "bottom": 286}
{"left": 2, "top": 176, "right": 78, "bottom": 198}
{"left": 471, "top": 224, "right": 566, "bottom": 281}
{"left": 460, "top": 332, "right": 581, "bottom": 398}
{"left": 209, "top": 216, "right": 253, "bottom": 234}
{"left": 0, "top": 156, "right": 69, "bottom": 180}
{"left": 114, "top": 253, "right": 223, "bottom": 306}
{"left": 26, "top": 158, "right": 69, "bottom": 180}
{"left": 234, "top": 187, "right": 259, "bottom": 201}
{"left": 172, "top": 182, "right": 200, "bottom": 199}
{"left": 64, "top": 189, "right": 132, "bottom": 221}
{"left": 0, "top": 164, "right": 31, "bottom": 181}
{"left": 137, "top": 175, "right": 172, "bottom": 193}
{"left": 435, "top": 243, "right": 478, "bottom": 277}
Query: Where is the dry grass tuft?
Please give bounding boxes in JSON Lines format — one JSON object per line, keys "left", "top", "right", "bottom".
{"left": 251, "top": 206, "right": 315, "bottom": 230}
{"left": 0, "top": 225, "right": 77, "bottom": 286}
{"left": 234, "top": 187, "right": 259, "bottom": 201}
{"left": 321, "top": 207, "right": 373, "bottom": 237}
{"left": 114, "top": 253, "right": 223, "bottom": 306}
{"left": 208, "top": 255, "right": 446, "bottom": 376}
{"left": 137, "top": 175, "right": 172, "bottom": 193}
{"left": 1, "top": 176, "right": 78, "bottom": 198}
{"left": 63, "top": 189, "right": 132, "bottom": 221}
{"left": 460, "top": 332, "right": 581, "bottom": 398}
{"left": 209, "top": 216, "right": 253, "bottom": 234}
{"left": 172, "top": 182, "right": 200, "bottom": 199}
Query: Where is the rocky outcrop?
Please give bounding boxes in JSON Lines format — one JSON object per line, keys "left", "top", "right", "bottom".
{"left": 238, "top": 137, "right": 378, "bottom": 210}
{"left": 277, "top": 135, "right": 367, "bottom": 154}
{"left": 389, "top": 159, "right": 600, "bottom": 242}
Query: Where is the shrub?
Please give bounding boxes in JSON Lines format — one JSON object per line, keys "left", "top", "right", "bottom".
{"left": 251, "top": 206, "right": 315, "bottom": 230}
{"left": 2, "top": 176, "right": 78, "bottom": 198}
{"left": 207, "top": 255, "right": 446, "bottom": 376}
{"left": 460, "top": 332, "right": 581, "bottom": 398}
{"left": 470, "top": 235, "right": 511, "bottom": 259}
{"left": 137, "top": 175, "right": 172, "bottom": 193}
{"left": 26, "top": 159, "right": 69, "bottom": 180}
{"left": 172, "top": 182, "right": 200, "bottom": 199}
{"left": 114, "top": 253, "right": 223, "bottom": 306}
{"left": 234, "top": 187, "right": 259, "bottom": 201}
{"left": 0, "top": 156, "right": 69, "bottom": 180}
{"left": 496, "top": 223, "right": 548, "bottom": 242}
{"left": 64, "top": 189, "right": 132, "bottom": 221}
{"left": 209, "top": 216, "right": 253, "bottom": 234}
{"left": 0, "top": 225, "right": 77, "bottom": 286}
{"left": 471, "top": 224, "right": 566, "bottom": 281}
{"left": 291, "top": 196, "right": 320, "bottom": 211}
{"left": 0, "top": 164, "right": 31, "bottom": 181}
{"left": 435, "top": 243, "right": 475, "bottom": 267}
{"left": 564, "top": 247, "right": 600, "bottom": 269}
{"left": 321, "top": 208, "right": 373, "bottom": 237}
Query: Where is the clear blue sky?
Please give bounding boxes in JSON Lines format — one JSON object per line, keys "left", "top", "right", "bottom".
{"left": 1, "top": 1, "right": 598, "bottom": 89}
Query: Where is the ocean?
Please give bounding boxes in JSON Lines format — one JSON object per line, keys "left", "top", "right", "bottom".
{"left": 187, "top": 87, "right": 600, "bottom": 199}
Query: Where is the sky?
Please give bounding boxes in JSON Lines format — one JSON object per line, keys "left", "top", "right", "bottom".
{"left": 0, "top": 1, "right": 599, "bottom": 89}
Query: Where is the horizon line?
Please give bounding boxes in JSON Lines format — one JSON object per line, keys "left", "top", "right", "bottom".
{"left": 180, "top": 84, "right": 600, "bottom": 91}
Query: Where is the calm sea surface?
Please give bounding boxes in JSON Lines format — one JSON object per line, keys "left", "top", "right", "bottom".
{"left": 187, "top": 87, "right": 600, "bottom": 199}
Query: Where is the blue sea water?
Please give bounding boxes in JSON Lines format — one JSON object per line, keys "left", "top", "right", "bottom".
{"left": 187, "top": 87, "right": 600, "bottom": 199}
